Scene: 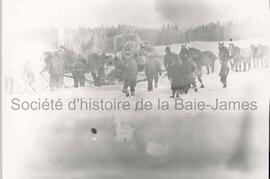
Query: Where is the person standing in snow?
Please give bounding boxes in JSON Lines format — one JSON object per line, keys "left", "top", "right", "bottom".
{"left": 144, "top": 52, "right": 162, "bottom": 92}
{"left": 71, "top": 56, "right": 86, "bottom": 88}
{"left": 164, "top": 47, "right": 179, "bottom": 80}
{"left": 181, "top": 54, "right": 198, "bottom": 94}
{"left": 218, "top": 42, "right": 230, "bottom": 88}
{"left": 122, "top": 45, "right": 138, "bottom": 97}
{"left": 41, "top": 51, "right": 65, "bottom": 91}
{"left": 219, "top": 60, "right": 229, "bottom": 88}
{"left": 170, "top": 58, "right": 185, "bottom": 98}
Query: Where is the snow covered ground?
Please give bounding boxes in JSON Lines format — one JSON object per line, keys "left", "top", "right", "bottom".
{"left": 2, "top": 39, "right": 270, "bottom": 179}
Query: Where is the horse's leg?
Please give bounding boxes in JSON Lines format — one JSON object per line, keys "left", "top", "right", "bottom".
{"left": 261, "top": 58, "right": 264, "bottom": 68}
{"left": 72, "top": 72, "right": 78, "bottom": 88}
{"left": 248, "top": 58, "right": 251, "bottom": 70}
{"left": 230, "top": 60, "right": 234, "bottom": 71}
{"left": 256, "top": 58, "right": 258, "bottom": 68}
{"left": 243, "top": 61, "right": 246, "bottom": 72}
{"left": 207, "top": 66, "right": 210, "bottom": 74}
{"left": 241, "top": 59, "right": 244, "bottom": 72}
{"left": 234, "top": 60, "right": 238, "bottom": 72}
{"left": 254, "top": 58, "right": 257, "bottom": 68}
{"left": 211, "top": 63, "right": 215, "bottom": 73}
{"left": 241, "top": 60, "right": 244, "bottom": 71}
{"left": 198, "top": 75, "right": 204, "bottom": 88}
{"left": 235, "top": 60, "right": 239, "bottom": 72}
{"left": 239, "top": 60, "right": 242, "bottom": 72}
{"left": 91, "top": 72, "right": 99, "bottom": 86}
{"left": 265, "top": 58, "right": 267, "bottom": 67}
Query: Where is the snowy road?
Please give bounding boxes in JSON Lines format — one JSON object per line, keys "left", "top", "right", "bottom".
{"left": 3, "top": 66, "right": 269, "bottom": 179}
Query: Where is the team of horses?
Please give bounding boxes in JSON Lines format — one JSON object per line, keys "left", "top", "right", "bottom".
{"left": 179, "top": 44, "right": 217, "bottom": 88}
{"left": 227, "top": 43, "right": 269, "bottom": 72}
{"left": 43, "top": 42, "right": 269, "bottom": 88}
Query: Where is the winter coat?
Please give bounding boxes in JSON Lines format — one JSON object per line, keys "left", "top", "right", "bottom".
{"left": 135, "top": 56, "right": 146, "bottom": 72}
{"left": 164, "top": 52, "right": 179, "bottom": 77}
{"left": 144, "top": 57, "right": 162, "bottom": 78}
{"left": 122, "top": 57, "right": 138, "bottom": 85}
{"left": 219, "top": 62, "right": 229, "bottom": 77}
{"left": 115, "top": 58, "right": 126, "bottom": 70}
{"left": 181, "top": 59, "right": 197, "bottom": 85}
{"left": 170, "top": 62, "right": 185, "bottom": 90}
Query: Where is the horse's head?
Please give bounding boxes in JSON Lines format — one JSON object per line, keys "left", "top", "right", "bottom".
{"left": 182, "top": 43, "right": 187, "bottom": 47}
{"left": 180, "top": 45, "right": 189, "bottom": 61}
{"left": 181, "top": 44, "right": 188, "bottom": 50}
{"left": 180, "top": 44, "right": 189, "bottom": 53}
{"left": 218, "top": 42, "right": 225, "bottom": 50}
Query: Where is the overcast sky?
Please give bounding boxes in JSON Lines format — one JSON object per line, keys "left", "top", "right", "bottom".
{"left": 3, "top": 0, "right": 270, "bottom": 30}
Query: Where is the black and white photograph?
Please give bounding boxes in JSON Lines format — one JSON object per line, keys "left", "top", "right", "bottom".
{"left": 2, "top": 0, "right": 270, "bottom": 178}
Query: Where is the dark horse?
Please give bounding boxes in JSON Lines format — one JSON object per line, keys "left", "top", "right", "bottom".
{"left": 201, "top": 50, "right": 217, "bottom": 74}
{"left": 179, "top": 44, "right": 217, "bottom": 88}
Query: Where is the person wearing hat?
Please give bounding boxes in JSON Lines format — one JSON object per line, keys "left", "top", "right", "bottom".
{"left": 181, "top": 55, "right": 198, "bottom": 94}
{"left": 170, "top": 57, "right": 185, "bottom": 98}
{"left": 122, "top": 44, "right": 138, "bottom": 97}
{"left": 144, "top": 51, "right": 162, "bottom": 91}
{"left": 164, "top": 47, "right": 179, "bottom": 81}
{"left": 71, "top": 55, "right": 86, "bottom": 88}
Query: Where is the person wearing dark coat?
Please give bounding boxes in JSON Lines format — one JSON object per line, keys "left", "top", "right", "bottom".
{"left": 164, "top": 47, "right": 179, "bottom": 80}
{"left": 219, "top": 61, "right": 229, "bottom": 88}
{"left": 145, "top": 54, "right": 162, "bottom": 91}
{"left": 122, "top": 49, "right": 138, "bottom": 97}
{"left": 111, "top": 56, "right": 125, "bottom": 82}
{"left": 170, "top": 59, "right": 185, "bottom": 98}
{"left": 72, "top": 57, "right": 86, "bottom": 88}
{"left": 181, "top": 56, "right": 198, "bottom": 94}
{"left": 96, "top": 53, "right": 106, "bottom": 86}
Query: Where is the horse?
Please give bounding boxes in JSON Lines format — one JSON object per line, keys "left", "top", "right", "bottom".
{"left": 250, "top": 44, "right": 269, "bottom": 68}
{"left": 228, "top": 43, "right": 242, "bottom": 72}
{"left": 229, "top": 43, "right": 253, "bottom": 72}
{"left": 42, "top": 47, "right": 113, "bottom": 87}
{"left": 180, "top": 44, "right": 217, "bottom": 74}
{"left": 254, "top": 44, "right": 270, "bottom": 68}
{"left": 239, "top": 47, "right": 252, "bottom": 71}
{"left": 200, "top": 50, "right": 217, "bottom": 74}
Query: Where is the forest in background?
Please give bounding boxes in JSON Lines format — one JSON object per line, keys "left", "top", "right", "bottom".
{"left": 24, "top": 18, "right": 267, "bottom": 53}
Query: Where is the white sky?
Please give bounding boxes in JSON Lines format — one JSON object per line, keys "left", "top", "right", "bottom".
{"left": 3, "top": 0, "right": 270, "bottom": 30}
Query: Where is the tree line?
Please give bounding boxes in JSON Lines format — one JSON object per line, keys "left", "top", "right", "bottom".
{"left": 26, "top": 18, "right": 266, "bottom": 53}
